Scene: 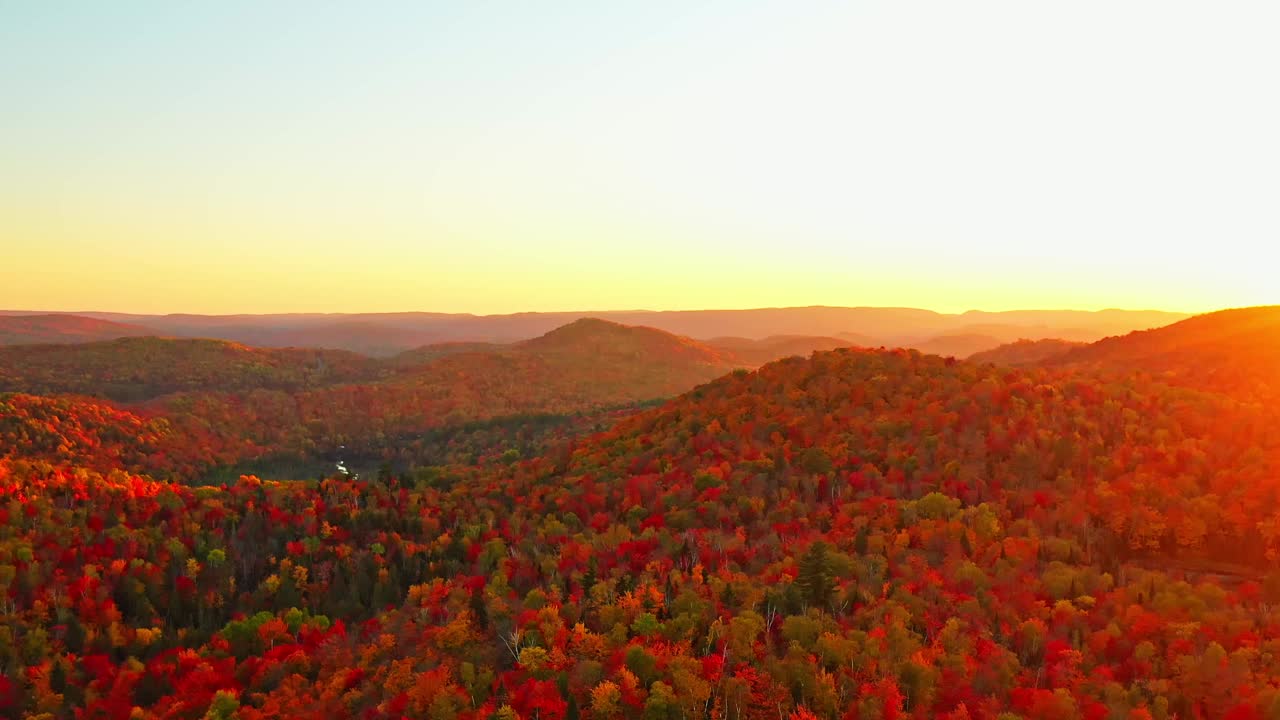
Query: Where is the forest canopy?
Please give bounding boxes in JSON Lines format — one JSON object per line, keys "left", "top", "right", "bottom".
{"left": 0, "top": 310, "right": 1279, "bottom": 719}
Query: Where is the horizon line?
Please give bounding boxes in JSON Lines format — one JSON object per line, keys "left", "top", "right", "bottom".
{"left": 0, "top": 304, "right": 1206, "bottom": 319}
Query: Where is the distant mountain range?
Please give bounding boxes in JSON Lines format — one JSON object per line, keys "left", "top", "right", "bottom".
{"left": 0, "top": 313, "right": 155, "bottom": 345}
{"left": 0, "top": 306, "right": 1188, "bottom": 357}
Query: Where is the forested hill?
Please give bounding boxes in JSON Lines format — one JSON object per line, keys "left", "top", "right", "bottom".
{"left": 968, "top": 339, "right": 1086, "bottom": 367}
{"left": 0, "top": 314, "right": 154, "bottom": 345}
{"left": 705, "top": 336, "right": 857, "bottom": 366}
{"left": 1049, "top": 305, "right": 1280, "bottom": 400}
{"left": 518, "top": 318, "right": 732, "bottom": 362}
{"left": 0, "top": 319, "right": 743, "bottom": 477}
{"left": 0, "top": 337, "right": 384, "bottom": 402}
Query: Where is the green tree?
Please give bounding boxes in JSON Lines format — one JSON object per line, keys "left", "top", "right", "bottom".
{"left": 798, "top": 541, "right": 836, "bottom": 609}
{"left": 204, "top": 690, "right": 240, "bottom": 720}
{"left": 800, "top": 447, "right": 833, "bottom": 475}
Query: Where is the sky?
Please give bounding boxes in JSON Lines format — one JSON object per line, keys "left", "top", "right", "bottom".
{"left": 2, "top": 1, "right": 1277, "bottom": 315}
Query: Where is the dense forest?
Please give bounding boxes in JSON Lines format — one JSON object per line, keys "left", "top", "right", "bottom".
{"left": 1, "top": 308, "right": 1279, "bottom": 719}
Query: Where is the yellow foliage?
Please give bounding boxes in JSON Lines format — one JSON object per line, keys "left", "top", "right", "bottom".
{"left": 589, "top": 680, "right": 622, "bottom": 718}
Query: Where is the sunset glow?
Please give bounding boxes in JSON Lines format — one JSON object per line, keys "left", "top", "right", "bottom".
{"left": 3, "top": 1, "right": 1277, "bottom": 314}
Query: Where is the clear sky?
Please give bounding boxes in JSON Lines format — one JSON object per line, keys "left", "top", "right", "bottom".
{"left": 2, "top": 1, "right": 1276, "bottom": 315}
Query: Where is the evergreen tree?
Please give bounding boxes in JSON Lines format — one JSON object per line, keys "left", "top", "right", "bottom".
{"left": 797, "top": 541, "right": 836, "bottom": 610}
{"left": 581, "top": 557, "right": 598, "bottom": 597}
{"left": 854, "top": 527, "right": 869, "bottom": 555}
{"left": 469, "top": 586, "right": 489, "bottom": 629}
{"left": 49, "top": 658, "right": 67, "bottom": 695}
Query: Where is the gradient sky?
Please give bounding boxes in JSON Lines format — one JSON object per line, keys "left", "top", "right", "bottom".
{"left": 2, "top": 1, "right": 1277, "bottom": 315}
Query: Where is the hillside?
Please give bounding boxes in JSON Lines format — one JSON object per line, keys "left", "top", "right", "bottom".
{"left": 0, "top": 393, "right": 175, "bottom": 470}
{"left": 969, "top": 338, "right": 1086, "bottom": 366}
{"left": 707, "top": 335, "right": 857, "bottom": 366}
{"left": 518, "top": 317, "right": 732, "bottom": 364}
{"left": 0, "top": 313, "right": 156, "bottom": 345}
{"left": 1051, "top": 305, "right": 1280, "bottom": 400}
{"left": 0, "top": 337, "right": 384, "bottom": 402}
{"left": 0, "top": 319, "right": 727, "bottom": 409}
{"left": 4, "top": 340, "right": 1280, "bottom": 718}
{"left": 885, "top": 323, "right": 1125, "bottom": 360}
{"left": 955, "top": 309, "right": 1182, "bottom": 337}
{"left": 207, "top": 320, "right": 448, "bottom": 357}
{"left": 230, "top": 319, "right": 741, "bottom": 460}
{"left": 836, "top": 331, "right": 881, "bottom": 346}
{"left": 0, "top": 320, "right": 743, "bottom": 476}
{"left": 905, "top": 332, "right": 1003, "bottom": 358}
{"left": 390, "top": 341, "right": 506, "bottom": 368}
{"left": 380, "top": 319, "right": 737, "bottom": 417}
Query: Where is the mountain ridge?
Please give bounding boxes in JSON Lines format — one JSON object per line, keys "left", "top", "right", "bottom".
{"left": 0, "top": 313, "right": 157, "bottom": 345}
{"left": 0, "top": 306, "right": 1189, "bottom": 356}
{"left": 1047, "top": 305, "right": 1280, "bottom": 400}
